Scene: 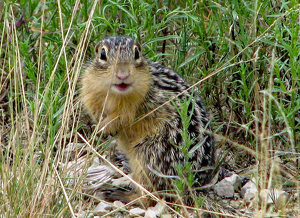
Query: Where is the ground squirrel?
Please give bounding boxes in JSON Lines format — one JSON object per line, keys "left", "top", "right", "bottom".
{"left": 81, "top": 36, "right": 215, "bottom": 205}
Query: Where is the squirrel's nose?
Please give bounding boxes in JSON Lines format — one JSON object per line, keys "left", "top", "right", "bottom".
{"left": 116, "top": 71, "right": 129, "bottom": 81}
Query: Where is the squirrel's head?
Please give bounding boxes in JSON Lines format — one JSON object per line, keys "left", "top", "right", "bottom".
{"left": 90, "top": 36, "right": 149, "bottom": 94}
{"left": 82, "top": 36, "right": 151, "bottom": 122}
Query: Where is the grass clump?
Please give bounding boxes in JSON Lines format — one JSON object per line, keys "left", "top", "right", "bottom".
{"left": 0, "top": 0, "right": 299, "bottom": 217}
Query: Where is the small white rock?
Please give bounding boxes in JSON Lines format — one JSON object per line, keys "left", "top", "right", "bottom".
{"left": 214, "top": 174, "right": 241, "bottom": 198}
{"left": 259, "top": 188, "right": 289, "bottom": 209}
{"left": 214, "top": 179, "right": 234, "bottom": 198}
{"left": 129, "top": 207, "right": 146, "bottom": 216}
{"left": 144, "top": 209, "right": 157, "bottom": 218}
{"left": 93, "top": 201, "right": 112, "bottom": 214}
{"left": 144, "top": 202, "right": 165, "bottom": 218}
{"left": 241, "top": 179, "right": 258, "bottom": 203}
{"left": 113, "top": 200, "right": 125, "bottom": 208}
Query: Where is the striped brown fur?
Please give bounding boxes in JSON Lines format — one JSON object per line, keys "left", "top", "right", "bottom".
{"left": 81, "top": 36, "right": 215, "bottom": 204}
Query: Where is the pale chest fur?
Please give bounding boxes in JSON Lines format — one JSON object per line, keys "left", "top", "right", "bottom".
{"left": 105, "top": 100, "right": 167, "bottom": 150}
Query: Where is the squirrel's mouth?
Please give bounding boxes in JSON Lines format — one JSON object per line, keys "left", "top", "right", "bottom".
{"left": 113, "top": 83, "right": 131, "bottom": 92}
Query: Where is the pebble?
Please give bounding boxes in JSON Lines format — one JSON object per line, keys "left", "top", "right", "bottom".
{"left": 129, "top": 208, "right": 146, "bottom": 216}
{"left": 114, "top": 200, "right": 125, "bottom": 208}
{"left": 241, "top": 178, "right": 258, "bottom": 203}
{"left": 144, "top": 202, "right": 165, "bottom": 218}
{"left": 93, "top": 201, "right": 113, "bottom": 215}
{"left": 214, "top": 173, "right": 242, "bottom": 198}
{"left": 259, "top": 188, "right": 289, "bottom": 209}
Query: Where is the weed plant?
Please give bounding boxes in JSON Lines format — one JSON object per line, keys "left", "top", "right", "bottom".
{"left": 0, "top": 0, "right": 299, "bottom": 217}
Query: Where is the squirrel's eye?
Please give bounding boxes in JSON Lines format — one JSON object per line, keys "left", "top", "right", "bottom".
{"left": 134, "top": 47, "right": 140, "bottom": 60}
{"left": 100, "top": 48, "right": 107, "bottom": 61}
